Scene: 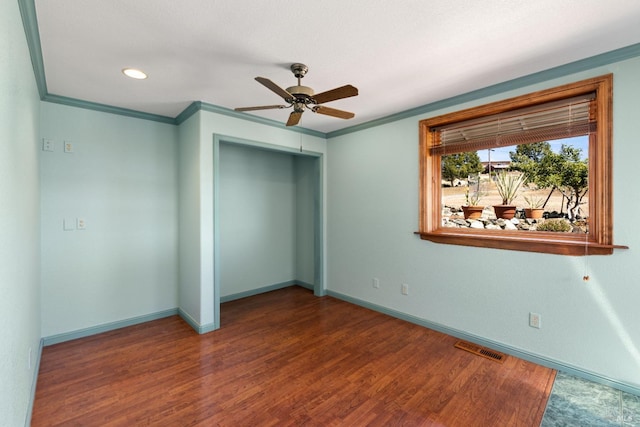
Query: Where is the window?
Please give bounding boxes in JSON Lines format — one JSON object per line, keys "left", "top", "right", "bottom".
{"left": 417, "top": 74, "right": 626, "bottom": 255}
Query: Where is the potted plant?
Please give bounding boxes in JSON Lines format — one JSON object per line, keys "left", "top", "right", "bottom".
{"left": 493, "top": 171, "right": 525, "bottom": 219}
{"left": 461, "top": 175, "right": 485, "bottom": 220}
{"left": 523, "top": 195, "right": 545, "bottom": 219}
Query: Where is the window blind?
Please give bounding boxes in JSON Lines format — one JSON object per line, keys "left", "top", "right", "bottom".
{"left": 429, "top": 93, "right": 596, "bottom": 155}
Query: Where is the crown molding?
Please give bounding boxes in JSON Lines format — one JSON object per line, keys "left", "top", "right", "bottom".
{"left": 176, "top": 101, "right": 326, "bottom": 138}
{"left": 44, "top": 94, "right": 176, "bottom": 124}
{"left": 18, "top": 0, "right": 46, "bottom": 97}
{"left": 327, "top": 42, "right": 640, "bottom": 138}
{"left": 18, "top": 0, "right": 640, "bottom": 140}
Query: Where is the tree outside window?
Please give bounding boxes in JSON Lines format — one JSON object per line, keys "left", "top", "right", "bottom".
{"left": 418, "top": 74, "right": 625, "bottom": 255}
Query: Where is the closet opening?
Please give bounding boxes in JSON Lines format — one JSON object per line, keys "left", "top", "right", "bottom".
{"left": 214, "top": 138, "right": 323, "bottom": 327}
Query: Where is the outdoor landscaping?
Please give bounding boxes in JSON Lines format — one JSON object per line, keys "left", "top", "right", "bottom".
{"left": 441, "top": 141, "right": 589, "bottom": 233}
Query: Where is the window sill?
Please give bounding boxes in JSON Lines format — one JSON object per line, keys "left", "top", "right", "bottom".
{"left": 414, "top": 230, "right": 628, "bottom": 256}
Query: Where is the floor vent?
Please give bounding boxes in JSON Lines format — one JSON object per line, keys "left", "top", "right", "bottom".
{"left": 454, "top": 340, "right": 506, "bottom": 363}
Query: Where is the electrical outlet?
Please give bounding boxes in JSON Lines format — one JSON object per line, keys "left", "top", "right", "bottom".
{"left": 64, "top": 141, "right": 74, "bottom": 153}
{"left": 401, "top": 283, "right": 409, "bottom": 295}
{"left": 372, "top": 278, "right": 380, "bottom": 289}
{"left": 529, "top": 312, "right": 542, "bottom": 329}
{"left": 76, "top": 218, "right": 86, "bottom": 230}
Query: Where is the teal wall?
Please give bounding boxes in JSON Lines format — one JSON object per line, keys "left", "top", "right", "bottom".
{"left": 218, "top": 143, "right": 316, "bottom": 297}
{"left": 6, "top": 4, "right": 640, "bottom": 423}
{"left": 326, "top": 58, "right": 640, "bottom": 389}
{"left": 220, "top": 143, "right": 295, "bottom": 296}
{"left": 0, "top": 0, "right": 42, "bottom": 424}
{"left": 39, "top": 102, "right": 179, "bottom": 338}
{"left": 177, "top": 113, "right": 206, "bottom": 326}
{"left": 177, "top": 110, "right": 327, "bottom": 329}
{"left": 295, "top": 155, "right": 317, "bottom": 286}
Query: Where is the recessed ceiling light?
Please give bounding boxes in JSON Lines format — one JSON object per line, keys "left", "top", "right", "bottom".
{"left": 122, "top": 68, "right": 148, "bottom": 80}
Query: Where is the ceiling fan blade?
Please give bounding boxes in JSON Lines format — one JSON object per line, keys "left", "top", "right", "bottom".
{"left": 312, "top": 105, "right": 355, "bottom": 120}
{"left": 312, "top": 85, "right": 358, "bottom": 104}
{"left": 255, "top": 77, "right": 293, "bottom": 101}
{"left": 286, "top": 111, "right": 303, "bottom": 126}
{"left": 235, "top": 105, "right": 287, "bottom": 112}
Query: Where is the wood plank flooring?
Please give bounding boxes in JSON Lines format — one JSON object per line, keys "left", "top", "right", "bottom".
{"left": 32, "top": 286, "right": 556, "bottom": 426}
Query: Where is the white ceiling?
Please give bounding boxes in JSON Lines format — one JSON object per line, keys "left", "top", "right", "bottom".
{"left": 34, "top": 0, "right": 640, "bottom": 134}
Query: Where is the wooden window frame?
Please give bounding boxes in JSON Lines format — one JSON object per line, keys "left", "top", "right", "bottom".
{"left": 417, "top": 74, "right": 627, "bottom": 255}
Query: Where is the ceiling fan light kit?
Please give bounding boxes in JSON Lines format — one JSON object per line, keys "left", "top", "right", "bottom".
{"left": 235, "top": 63, "right": 358, "bottom": 126}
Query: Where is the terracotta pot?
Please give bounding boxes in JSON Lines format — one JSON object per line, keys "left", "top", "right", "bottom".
{"left": 462, "top": 206, "right": 484, "bottom": 220}
{"left": 524, "top": 208, "right": 544, "bottom": 219}
{"left": 493, "top": 205, "right": 517, "bottom": 219}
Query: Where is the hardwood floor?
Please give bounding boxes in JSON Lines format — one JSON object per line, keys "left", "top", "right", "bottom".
{"left": 32, "top": 286, "right": 555, "bottom": 426}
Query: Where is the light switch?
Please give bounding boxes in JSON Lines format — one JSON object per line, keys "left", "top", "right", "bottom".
{"left": 42, "top": 139, "right": 54, "bottom": 152}
{"left": 63, "top": 218, "right": 75, "bottom": 231}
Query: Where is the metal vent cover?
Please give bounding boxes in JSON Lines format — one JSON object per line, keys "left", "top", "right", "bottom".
{"left": 454, "top": 340, "right": 506, "bottom": 363}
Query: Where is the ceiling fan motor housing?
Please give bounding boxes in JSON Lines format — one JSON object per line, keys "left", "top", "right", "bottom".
{"left": 288, "top": 63, "right": 315, "bottom": 103}
{"left": 286, "top": 85, "right": 314, "bottom": 98}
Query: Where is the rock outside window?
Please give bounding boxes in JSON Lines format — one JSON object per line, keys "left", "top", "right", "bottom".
{"left": 417, "top": 74, "right": 627, "bottom": 255}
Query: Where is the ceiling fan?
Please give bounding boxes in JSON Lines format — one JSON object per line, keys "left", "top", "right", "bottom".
{"left": 235, "top": 63, "right": 358, "bottom": 127}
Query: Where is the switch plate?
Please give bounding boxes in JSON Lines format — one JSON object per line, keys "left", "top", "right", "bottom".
{"left": 372, "top": 278, "right": 380, "bottom": 289}
{"left": 529, "top": 312, "right": 542, "bottom": 329}
{"left": 63, "top": 218, "right": 75, "bottom": 231}
{"left": 64, "top": 141, "right": 73, "bottom": 153}
{"left": 42, "top": 139, "right": 54, "bottom": 152}
{"left": 76, "top": 218, "right": 86, "bottom": 230}
{"left": 401, "top": 283, "right": 409, "bottom": 295}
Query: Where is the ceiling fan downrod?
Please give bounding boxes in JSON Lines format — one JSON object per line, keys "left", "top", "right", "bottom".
{"left": 286, "top": 63, "right": 315, "bottom": 104}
